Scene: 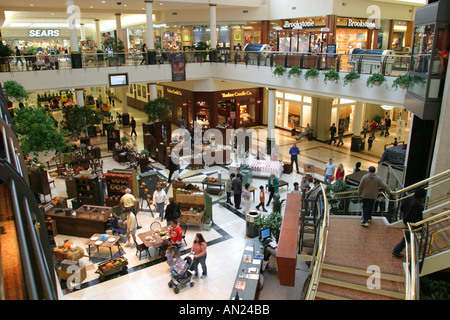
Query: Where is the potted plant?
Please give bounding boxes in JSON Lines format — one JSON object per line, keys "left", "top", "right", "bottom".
{"left": 64, "top": 105, "right": 102, "bottom": 141}
{"left": 323, "top": 69, "right": 340, "bottom": 84}
{"left": 194, "top": 41, "right": 209, "bottom": 62}
{"left": 3, "top": 80, "right": 29, "bottom": 102}
{"left": 325, "top": 180, "right": 355, "bottom": 214}
{"left": 143, "top": 97, "right": 173, "bottom": 123}
{"left": 273, "top": 65, "right": 286, "bottom": 77}
{"left": 287, "top": 66, "right": 302, "bottom": 79}
{"left": 254, "top": 211, "right": 283, "bottom": 241}
{"left": 343, "top": 71, "right": 361, "bottom": 86}
{"left": 392, "top": 74, "right": 409, "bottom": 90}
{"left": 0, "top": 43, "right": 13, "bottom": 72}
{"left": 121, "top": 136, "right": 130, "bottom": 145}
{"left": 102, "top": 37, "right": 125, "bottom": 66}
{"left": 366, "top": 73, "right": 386, "bottom": 87}
{"left": 304, "top": 68, "right": 319, "bottom": 80}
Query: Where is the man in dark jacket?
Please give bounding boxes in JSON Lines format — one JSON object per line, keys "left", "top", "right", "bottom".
{"left": 392, "top": 188, "right": 426, "bottom": 258}
{"left": 232, "top": 173, "right": 243, "bottom": 210}
{"left": 328, "top": 123, "right": 337, "bottom": 144}
{"left": 168, "top": 155, "right": 179, "bottom": 183}
{"left": 165, "top": 197, "right": 181, "bottom": 223}
{"left": 130, "top": 116, "right": 137, "bottom": 137}
{"left": 384, "top": 115, "right": 391, "bottom": 137}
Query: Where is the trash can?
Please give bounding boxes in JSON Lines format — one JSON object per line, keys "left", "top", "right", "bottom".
{"left": 122, "top": 113, "right": 130, "bottom": 126}
{"left": 71, "top": 198, "right": 80, "bottom": 210}
{"left": 351, "top": 136, "right": 362, "bottom": 152}
{"left": 246, "top": 211, "right": 260, "bottom": 238}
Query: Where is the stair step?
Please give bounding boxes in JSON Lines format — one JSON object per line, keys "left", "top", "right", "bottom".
{"left": 316, "top": 281, "right": 403, "bottom": 300}
{"left": 315, "top": 291, "right": 350, "bottom": 300}
{"left": 323, "top": 263, "right": 405, "bottom": 283}
{"left": 318, "top": 277, "right": 405, "bottom": 300}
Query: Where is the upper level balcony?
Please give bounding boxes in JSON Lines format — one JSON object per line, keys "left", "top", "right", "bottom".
{"left": 0, "top": 50, "right": 411, "bottom": 107}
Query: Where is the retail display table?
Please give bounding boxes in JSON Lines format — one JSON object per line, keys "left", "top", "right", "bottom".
{"left": 86, "top": 233, "right": 121, "bottom": 259}
{"left": 201, "top": 177, "right": 225, "bottom": 195}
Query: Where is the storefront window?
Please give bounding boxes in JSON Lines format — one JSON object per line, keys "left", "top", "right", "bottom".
{"left": 275, "top": 91, "right": 312, "bottom": 130}
{"left": 194, "top": 27, "right": 205, "bottom": 44}
{"left": 276, "top": 99, "right": 284, "bottom": 127}
{"left": 411, "top": 24, "right": 435, "bottom": 74}
{"left": 217, "top": 100, "right": 236, "bottom": 126}
{"left": 239, "top": 98, "right": 256, "bottom": 125}
{"left": 338, "top": 105, "right": 354, "bottom": 133}
{"left": 218, "top": 26, "right": 230, "bottom": 47}
{"left": 287, "top": 101, "right": 301, "bottom": 130}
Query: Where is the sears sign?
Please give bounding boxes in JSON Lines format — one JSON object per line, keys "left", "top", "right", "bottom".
{"left": 29, "top": 30, "right": 60, "bottom": 37}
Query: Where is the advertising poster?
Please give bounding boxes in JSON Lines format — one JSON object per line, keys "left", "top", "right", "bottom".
{"left": 171, "top": 53, "right": 186, "bottom": 82}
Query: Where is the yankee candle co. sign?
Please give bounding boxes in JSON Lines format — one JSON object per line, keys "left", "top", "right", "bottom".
{"left": 29, "top": 29, "right": 60, "bottom": 37}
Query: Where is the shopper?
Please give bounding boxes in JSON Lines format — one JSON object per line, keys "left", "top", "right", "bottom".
{"left": 225, "top": 173, "right": 234, "bottom": 205}
{"left": 300, "top": 176, "right": 310, "bottom": 193}
{"left": 120, "top": 188, "right": 141, "bottom": 228}
{"left": 385, "top": 115, "right": 391, "bottom": 137}
{"left": 358, "top": 166, "right": 390, "bottom": 227}
{"left": 362, "top": 119, "right": 369, "bottom": 138}
{"left": 130, "top": 116, "right": 137, "bottom": 137}
{"left": 266, "top": 173, "right": 279, "bottom": 206}
{"left": 153, "top": 185, "right": 168, "bottom": 222}
{"left": 370, "top": 119, "right": 378, "bottom": 138}
{"left": 324, "top": 158, "right": 335, "bottom": 185}
{"left": 379, "top": 117, "right": 386, "bottom": 136}
{"left": 296, "top": 123, "right": 312, "bottom": 140}
{"left": 392, "top": 188, "right": 426, "bottom": 258}
{"left": 328, "top": 123, "right": 337, "bottom": 145}
{"left": 335, "top": 163, "right": 345, "bottom": 181}
{"left": 165, "top": 246, "right": 175, "bottom": 268}
{"left": 337, "top": 123, "right": 344, "bottom": 147}
{"left": 289, "top": 143, "right": 300, "bottom": 173}
{"left": 255, "top": 185, "right": 267, "bottom": 212}
{"left": 232, "top": 173, "right": 242, "bottom": 209}
{"left": 169, "top": 219, "right": 183, "bottom": 259}
{"left": 393, "top": 138, "right": 398, "bottom": 146}
{"left": 190, "top": 233, "right": 208, "bottom": 278}
{"left": 353, "top": 162, "right": 362, "bottom": 173}
{"left": 124, "top": 207, "right": 137, "bottom": 248}
{"left": 140, "top": 43, "right": 147, "bottom": 65}
{"left": 367, "top": 135, "right": 375, "bottom": 151}
{"left": 290, "top": 182, "right": 302, "bottom": 194}
{"left": 168, "top": 154, "right": 179, "bottom": 183}
{"left": 243, "top": 183, "right": 252, "bottom": 214}
{"left": 15, "top": 46, "right": 23, "bottom": 67}
{"left": 165, "top": 197, "right": 181, "bottom": 224}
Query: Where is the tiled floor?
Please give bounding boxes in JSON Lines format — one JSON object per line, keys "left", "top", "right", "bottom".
{"left": 43, "top": 97, "right": 405, "bottom": 300}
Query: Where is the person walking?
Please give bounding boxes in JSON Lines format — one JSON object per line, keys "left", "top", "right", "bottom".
{"left": 323, "top": 158, "right": 335, "bottom": 185}
{"left": 370, "top": 119, "right": 378, "bottom": 138}
{"left": 328, "top": 123, "right": 337, "bottom": 145}
{"left": 289, "top": 143, "right": 300, "bottom": 173}
{"left": 120, "top": 188, "right": 141, "bottom": 228}
{"left": 335, "top": 163, "right": 345, "bottom": 181}
{"left": 300, "top": 176, "right": 310, "bottom": 194}
{"left": 392, "top": 188, "right": 427, "bottom": 258}
{"left": 168, "top": 154, "right": 179, "bottom": 183}
{"left": 130, "top": 116, "right": 137, "bottom": 137}
{"left": 243, "top": 183, "right": 252, "bottom": 214}
{"left": 225, "top": 173, "right": 234, "bottom": 205}
{"left": 266, "top": 173, "right": 279, "bottom": 206}
{"left": 384, "top": 115, "right": 391, "bottom": 137}
{"left": 140, "top": 43, "right": 147, "bottom": 65}
{"left": 232, "top": 173, "right": 242, "bottom": 209}
{"left": 165, "top": 197, "right": 181, "bottom": 224}
{"left": 169, "top": 219, "right": 183, "bottom": 259}
{"left": 255, "top": 185, "right": 267, "bottom": 212}
{"left": 362, "top": 119, "right": 369, "bottom": 138}
{"left": 153, "top": 185, "right": 168, "bottom": 222}
{"left": 190, "top": 233, "right": 208, "bottom": 278}
{"left": 337, "top": 123, "right": 344, "bottom": 147}
{"left": 15, "top": 46, "right": 23, "bottom": 67}
{"left": 124, "top": 207, "right": 137, "bottom": 248}
{"left": 290, "top": 182, "right": 302, "bottom": 194}
{"left": 379, "top": 117, "right": 386, "bottom": 136}
{"left": 358, "top": 166, "right": 390, "bottom": 227}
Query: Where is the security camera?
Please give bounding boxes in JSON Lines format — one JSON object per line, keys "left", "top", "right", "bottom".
{"left": 117, "top": 2, "right": 122, "bottom": 5}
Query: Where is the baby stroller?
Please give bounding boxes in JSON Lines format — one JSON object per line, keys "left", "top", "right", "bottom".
{"left": 168, "top": 254, "right": 195, "bottom": 294}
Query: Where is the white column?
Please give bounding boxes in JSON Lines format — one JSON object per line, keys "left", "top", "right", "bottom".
{"left": 66, "top": 0, "right": 79, "bottom": 53}
{"left": 267, "top": 88, "right": 276, "bottom": 154}
{"left": 95, "top": 19, "right": 101, "bottom": 49}
{"left": 150, "top": 83, "right": 157, "bottom": 100}
{"left": 145, "top": 0, "right": 154, "bottom": 50}
{"left": 80, "top": 23, "right": 86, "bottom": 41}
{"left": 76, "top": 89, "right": 84, "bottom": 107}
{"left": 115, "top": 13, "right": 122, "bottom": 42}
{"left": 352, "top": 102, "right": 366, "bottom": 136}
{"left": 209, "top": 4, "right": 217, "bottom": 50}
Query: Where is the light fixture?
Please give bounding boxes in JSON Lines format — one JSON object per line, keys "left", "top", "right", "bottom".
{"left": 381, "top": 105, "right": 394, "bottom": 110}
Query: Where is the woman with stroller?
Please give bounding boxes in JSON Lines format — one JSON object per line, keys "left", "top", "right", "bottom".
{"left": 190, "top": 233, "right": 207, "bottom": 279}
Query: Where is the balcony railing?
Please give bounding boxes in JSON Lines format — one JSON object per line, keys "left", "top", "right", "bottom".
{"left": 3, "top": 50, "right": 411, "bottom": 77}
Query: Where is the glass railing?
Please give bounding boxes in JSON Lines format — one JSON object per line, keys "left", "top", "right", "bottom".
{"left": 2, "top": 50, "right": 411, "bottom": 77}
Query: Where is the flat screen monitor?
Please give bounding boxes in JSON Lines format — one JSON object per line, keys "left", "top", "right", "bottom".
{"left": 260, "top": 227, "right": 271, "bottom": 242}
{"left": 108, "top": 73, "right": 129, "bottom": 87}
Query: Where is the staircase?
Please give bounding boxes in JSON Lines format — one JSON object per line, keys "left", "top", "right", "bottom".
{"left": 313, "top": 216, "right": 406, "bottom": 300}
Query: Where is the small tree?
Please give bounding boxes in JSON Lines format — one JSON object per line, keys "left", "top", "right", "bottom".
{"left": 3, "top": 80, "right": 29, "bottom": 102}
{"left": 143, "top": 97, "right": 173, "bottom": 123}
{"left": 65, "top": 105, "right": 102, "bottom": 138}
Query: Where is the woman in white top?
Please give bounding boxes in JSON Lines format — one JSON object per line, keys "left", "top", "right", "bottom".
{"left": 242, "top": 183, "right": 252, "bottom": 214}
{"left": 153, "top": 185, "right": 168, "bottom": 222}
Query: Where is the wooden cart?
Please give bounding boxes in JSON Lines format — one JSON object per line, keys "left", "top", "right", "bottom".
{"left": 96, "top": 256, "right": 128, "bottom": 281}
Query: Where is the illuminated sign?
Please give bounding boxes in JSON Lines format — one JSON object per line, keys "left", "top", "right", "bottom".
{"left": 221, "top": 90, "right": 253, "bottom": 98}
{"left": 283, "top": 20, "right": 315, "bottom": 29}
{"left": 346, "top": 19, "right": 376, "bottom": 29}
{"left": 167, "top": 88, "right": 183, "bottom": 96}
{"left": 29, "top": 29, "right": 60, "bottom": 37}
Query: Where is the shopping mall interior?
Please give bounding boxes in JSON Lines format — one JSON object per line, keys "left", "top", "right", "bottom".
{"left": 0, "top": 0, "right": 449, "bottom": 303}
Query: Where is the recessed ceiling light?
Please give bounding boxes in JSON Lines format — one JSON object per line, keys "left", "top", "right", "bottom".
{"left": 30, "top": 4, "right": 34, "bottom": 6}
{"left": 124, "top": 4, "right": 127, "bottom": 6}
{"left": 102, "top": 1, "right": 106, "bottom": 3}
{"left": 90, "top": 6, "right": 94, "bottom": 8}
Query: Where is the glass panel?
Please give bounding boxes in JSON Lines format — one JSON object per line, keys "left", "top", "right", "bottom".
{"left": 193, "top": 27, "right": 205, "bottom": 44}
{"left": 408, "top": 75, "right": 428, "bottom": 97}
{"left": 276, "top": 99, "right": 284, "bottom": 127}
{"left": 276, "top": 91, "right": 284, "bottom": 99}
{"left": 285, "top": 93, "right": 302, "bottom": 101}
{"left": 279, "top": 37, "right": 290, "bottom": 52}
{"left": 286, "top": 101, "right": 301, "bottom": 130}
{"left": 218, "top": 26, "right": 230, "bottom": 47}
{"left": 304, "top": 96, "right": 312, "bottom": 104}
{"left": 302, "top": 105, "right": 312, "bottom": 128}
{"left": 338, "top": 105, "right": 353, "bottom": 133}
{"left": 239, "top": 98, "right": 255, "bottom": 125}
{"left": 411, "top": 24, "right": 435, "bottom": 74}
{"left": 435, "top": 23, "right": 450, "bottom": 76}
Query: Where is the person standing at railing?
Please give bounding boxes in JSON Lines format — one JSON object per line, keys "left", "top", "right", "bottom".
{"left": 391, "top": 188, "right": 427, "bottom": 258}
{"left": 15, "top": 46, "right": 23, "bottom": 68}
{"left": 140, "top": 43, "right": 147, "bottom": 65}
{"left": 358, "top": 166, "right": 390, "bottom": 227}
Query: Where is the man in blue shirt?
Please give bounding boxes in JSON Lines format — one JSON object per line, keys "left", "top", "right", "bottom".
{"left": 289, "top": 143, "right": 300, "bottom": 173}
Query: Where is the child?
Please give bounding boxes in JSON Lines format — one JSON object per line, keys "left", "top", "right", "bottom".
{"left": 255, "top": 185, "right": 268, "bottom": 212}
{"left": 165, "top": 246, "right": 174, "bottom": 269}
{"left": 368, "top": 136, "right": 375, "bottom": 151}
{"left": 393, "top": 138, "right": 398, "bottom": 146}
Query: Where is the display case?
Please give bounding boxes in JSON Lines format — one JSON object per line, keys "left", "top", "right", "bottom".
{"left": 107, "top": 128, "right": 120, "bottom": 152}
{"left": 75, "top": 174, "right": 102, "bottom": 206}
{"left": 103, "top": 172, "right": 134, "bottom": 207}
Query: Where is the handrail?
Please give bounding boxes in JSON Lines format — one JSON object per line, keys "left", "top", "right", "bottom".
{"left": 305, "top": 183, "right": 330, "bottom": 300}
{"left": 390, "top": 169, "right": 450, "bottom": 195}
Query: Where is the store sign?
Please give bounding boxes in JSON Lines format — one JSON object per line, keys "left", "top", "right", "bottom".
{"left": 29, "top": 29, "right": 60, "bottom": 37}
{"left": 167, "top": 88, "right": 183, "bottom": 96}
{"left": 171, "top": 53, "right": 186, "bottom": 82}
{"left": 346, "top": 19, "right": 376, "bottom": 29}
{"left": 221, "top": 90, "right": 253, "bottom": 98}
{"left": 283, "top": 20, "right": 315, "bottom": 29}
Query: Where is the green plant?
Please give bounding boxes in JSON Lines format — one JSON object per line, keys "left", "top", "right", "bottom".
{"left": 325, "top": 180, "right": 356, "bottom": 213}
{"left": 140, "top": 149, "right": 150, "bottom": 157}
{"left": 0, "top": 43, "right": 13, "bottom": 59}
{"left": 323, "top": 69, "right": 340, "bottom": 84}
{"left": 27, "top": 46, "right": 39, "bottom": 56}
{"left": 304, "top": 68, "right": 319, "bottom": 80}
{"left": 64, "top": 105, "right": 102, "bottom": 138}
{"left": 420, "top": 277, "right": 450, "bottom": 300}
{"left": 254, "top": 211, "right": 283, "bottom": 240}
{"left": 3, "top": 80, "right": 29, "bottom": 102}
{"left": 143, "top": 97, "right": 173, "bottom": 123}
{"left": 273, "top": 65, "right": 286, "bottom": 77}
{"left": 366, "top": 73, "right": 386, "bottom": 87}
{"left": 288, "top": 66, "right": 302, "bottom": 79}
{"left": 121, "top": 136, "right": 130, "bottom": 144}
{"left": 343, "top": 71, "right": 361, "bottom": 86}
{"left": 102, "top": 37, "right": 125, "bottom": 52}
{"left": 12, "top": 105, "right": 71, "bottom": 159}
{"left": 392, "top": 74, "right": 409, "bottom": 89}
